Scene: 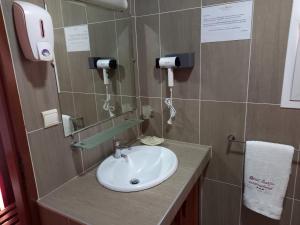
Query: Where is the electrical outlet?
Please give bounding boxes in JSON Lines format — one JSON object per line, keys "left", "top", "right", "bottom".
{"left": 41, "top": 109, "right": 59, "bottom": 128}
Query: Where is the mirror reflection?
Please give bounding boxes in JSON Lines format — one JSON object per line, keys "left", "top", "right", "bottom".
{"left": 51, "top": 0, "right": 137, "bottom": 136}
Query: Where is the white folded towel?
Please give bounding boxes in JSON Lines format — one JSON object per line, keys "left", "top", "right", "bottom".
{"left": 243, "top": 141, "right": 294, "bottom": 220}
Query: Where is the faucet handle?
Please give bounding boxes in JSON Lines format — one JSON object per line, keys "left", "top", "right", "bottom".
{"left": 115, "top": 140, "right": 120, "bottom": 147}
{"left": 113, "top": 138, "right": 132, "bottom": 149}
{"left": 113, "top": 138, "right": 120, "bottom": 147}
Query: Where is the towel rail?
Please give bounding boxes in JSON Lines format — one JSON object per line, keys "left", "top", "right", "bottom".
{"left": 227, "top": 134, "right": 298, "bottom": 164}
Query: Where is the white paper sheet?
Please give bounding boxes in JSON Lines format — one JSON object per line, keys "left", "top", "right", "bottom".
{"left": 201, "top": 1, "right": 253, "bottom": 43}
{"left": 64, "top": 25, "right": 91, "bottom": 52}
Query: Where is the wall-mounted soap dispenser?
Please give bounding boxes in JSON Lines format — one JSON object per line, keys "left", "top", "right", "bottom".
{"left": 156, "top": 53, "right": 194, "bottom": 125}
{"left": 89, "top": 57, "right": 118, "bottom": 117}
{"left": 13, "top": 1, "right": 54, "bottom": 62}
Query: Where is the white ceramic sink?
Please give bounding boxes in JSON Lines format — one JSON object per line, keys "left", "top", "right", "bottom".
{"left": 96, "top": 145, "right": 178, "bottom": 192}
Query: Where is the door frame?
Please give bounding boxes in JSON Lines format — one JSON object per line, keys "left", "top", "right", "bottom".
{"left": 0, "top": 5, "right": 39, "bottom": 225}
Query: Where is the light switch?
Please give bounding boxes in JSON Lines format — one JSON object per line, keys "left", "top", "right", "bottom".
{"left": 41, "top": 109, "right": 60, "bottom": 128}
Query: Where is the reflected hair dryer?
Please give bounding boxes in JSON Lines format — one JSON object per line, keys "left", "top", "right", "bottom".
{"left": 89, "top": 57, "right": 117, "bottom": 85}
{"left": 156, "top": 57, "right": 181, "bottom": 87}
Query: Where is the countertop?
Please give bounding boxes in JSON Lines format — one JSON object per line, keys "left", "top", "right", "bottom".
{"left": 38, "top": 140, "right": 211, "bottom": 225}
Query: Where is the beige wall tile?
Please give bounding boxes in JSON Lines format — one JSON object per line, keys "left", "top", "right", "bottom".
{"left": 200, "top": 101, "right": 246, "bottom": 185}
{"left": 28, "top": 125, "right": 81, "bottom": 197}
{"left": 45, "top": 0, "right": 63, "bottom": 28}
{"left": 89, "top": 22, "right": 120, "bottom": 95}
{"left": 136, "top": 15, "right": 161, "bottom": 97}
{"left": 202, "top": 179, "right": 241, "bottom": 225}
{"left": 59, "top": 92, "right": 75, "bottom": 118}
{"left": 86, "top": 5, "right": 114, "bottom": 23}
{"left": 73, "top": 93, "right": 98, "bottom": 128}
{"left": 96, "top": 94, "right": 122, "bottom": 122}
{"left": 291, "top": 200, "right": 300, "bottom": 225}
{"left": 201, "top": 40, "right": 250, "bottom": 102}
{"left": 116, "top": 18, "right": 136, "bottom": 96}
{"left": 159, "top": 0, "right": 200, "bottom": 12}
{"left": 160, "top": 9, "right": 201, "bottom": 99}
{"left": 135, "top": 0, "right": 159, "bottom": 16}
{"left": 248, "top": 0, "right": 293, "bottom": 104}
{"left": 246, "top": 104, "right": 300, "bottom": 149}
{"left": 140, "top": 97, "right": 163, "bottom": 137}
{"left": 80, "top": 121, "right": 113, "bottom": 171}
{"left": 68, "top": 52, "right": 94, "bottom": 93}
{"left": 163, "top": 99, "right": 200, "bottom": 143}
{"left": 54, "top": 29, "right": 72, "bottom": 92}
{"left": 62, "top": 1, "right": 87, "bottom": 26}
{"left": 116, "top": 0, "right": 133, "bottom": 19}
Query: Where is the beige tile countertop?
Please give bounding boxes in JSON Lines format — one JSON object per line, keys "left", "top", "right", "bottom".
{"left": 38, "top": 140, "right": 211, "bottom": 225}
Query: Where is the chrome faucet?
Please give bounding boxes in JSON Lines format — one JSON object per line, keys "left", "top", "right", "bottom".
{"left": 113, "top": 139, "right": 129, "bottom": 159}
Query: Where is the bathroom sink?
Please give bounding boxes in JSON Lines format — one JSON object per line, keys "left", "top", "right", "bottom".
{"left": 96, "top": 145, "right": 178, "bottom": 192}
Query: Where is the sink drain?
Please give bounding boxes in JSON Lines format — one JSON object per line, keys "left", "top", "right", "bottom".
{"left": 130, "top": 178, "right": 140, "bottom": 185}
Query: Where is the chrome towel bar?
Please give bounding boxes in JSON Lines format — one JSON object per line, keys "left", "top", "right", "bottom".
{"left": 227, "top": 134, "right": 245, "bottom": 144}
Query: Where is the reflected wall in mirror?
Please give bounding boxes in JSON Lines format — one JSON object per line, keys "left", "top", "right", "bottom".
{"left": 47, "top": 0, "right": 137, "bottom": 136}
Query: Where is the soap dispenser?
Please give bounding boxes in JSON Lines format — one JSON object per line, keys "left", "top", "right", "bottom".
{"left": 13, "top": 1, "right": 54, "bottom": 62}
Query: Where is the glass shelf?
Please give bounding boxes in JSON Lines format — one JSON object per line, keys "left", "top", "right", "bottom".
{"left": 72, "top": 119, "right": 143, "bottom": 150}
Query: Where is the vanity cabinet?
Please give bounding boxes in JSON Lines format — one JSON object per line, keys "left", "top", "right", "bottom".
{"left": 38, "top": 141, "right": 210, "bottom": 225}
{"left": 171, "top": 180, "right": 200, "bottom": 225}
{"left": 39, "top": 179, "right": 201, "bottom": 225}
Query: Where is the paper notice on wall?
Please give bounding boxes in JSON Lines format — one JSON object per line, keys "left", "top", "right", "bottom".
{"left": 64, "top": 25, "right": 91, "bottom": 52}
{"left": 201, "top": 1, "right": 253, "bottom": 43}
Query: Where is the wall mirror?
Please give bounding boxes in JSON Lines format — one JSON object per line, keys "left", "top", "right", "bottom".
{"left": 50, "top": 0, "right": 137, "bottom": 136}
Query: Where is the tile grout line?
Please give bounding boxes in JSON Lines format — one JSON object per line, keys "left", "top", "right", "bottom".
{"left": 45, "top": 0, "right": 62, "bottom": 97}
{"left": 60, "top": 91, "right": 136, "bottom": 98}
{"left": 138, "top": 96, "right": 281, "bottom": 106}
{"left": 159, "top": 6, "right": 201, "bottom": 15}
{"left": 199, "top": 1, "right": 202, "bottom": 145}
{"left": 205, "top": 178, "right": 242, "bottom": 189}
{"left": 134, "top": 6, "right": 202, "bottom": 18}
{"left": 59, "top": 0, "right": 83, "bottom": 175}
{"left": 27, "top": 127, "right": 44, "bottom": 134}
{"left": 84, "top": 5, "right": 99, "bottom": 123}
{"left": 113, "top": 12, "right": 124, "bottom": 109}
{"left": 238, "top": 1, "right": 255, "bottom": 224}
{"left": 25, "top": 133, "right": 40, "bottom": 199}
{"left": 158, "top": 0, "right": 164, "bottom": 138}
{"left": 53, "top": 17, "right": 132, "bottom": 30}
{"left": 58, "top": 0, "right": 78, "bottom": 139}
{"left": 289, "top": 151, "right": 299, "bottom": 225}
{"left": 133, "top": 0, "right": 142, "bottom": 137}
{"left": 199, "top": 2, "right": 203, "bottom": 224}
{"left": 88, "top": 16, "right": 132, "bottom": 25}
{"left": 38, "top": 172, "right": 81, "bottom": 200}
{"left": 133, "top": 0, "right": 249, "bottom": 19}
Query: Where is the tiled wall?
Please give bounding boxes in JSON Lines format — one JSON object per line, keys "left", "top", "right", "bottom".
{"left": 134, "top": 0, "right": 300, "bottom": 225}
{"left": 1, "top": 0, "right": 138, "bottom": 198}
{"left": 2, "top": 0, "right": 300, "bottom": 224}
